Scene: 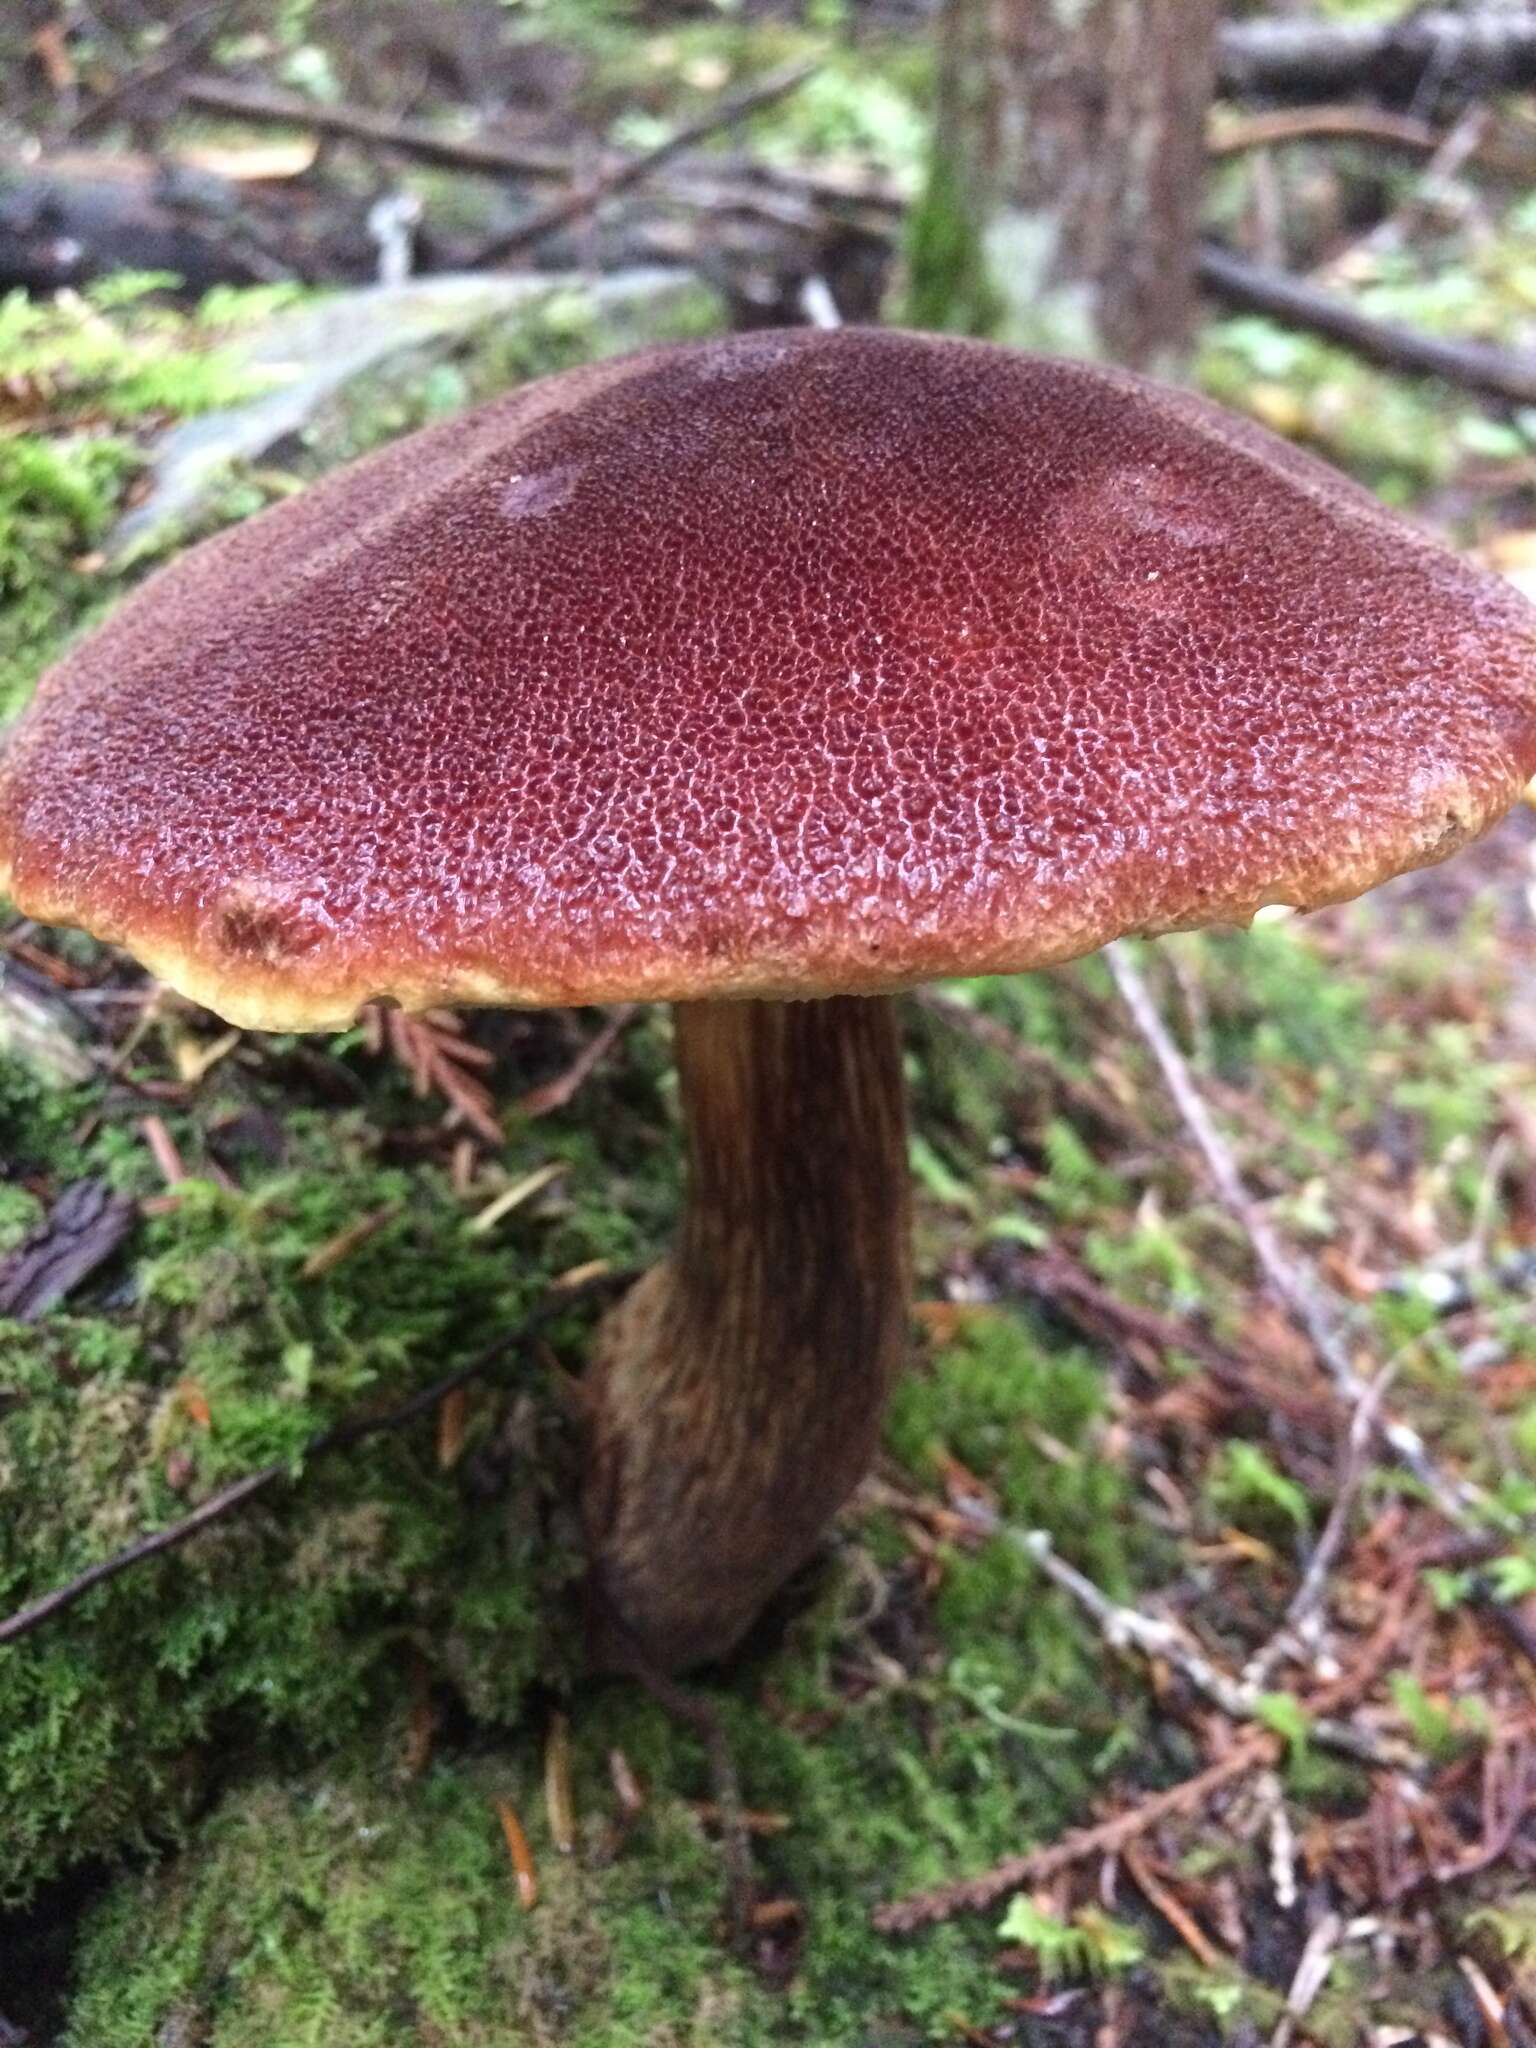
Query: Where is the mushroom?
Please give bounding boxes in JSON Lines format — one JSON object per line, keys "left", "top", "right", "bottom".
{"left": 3, "top": 329, "right": 1535, "bottom": 1671}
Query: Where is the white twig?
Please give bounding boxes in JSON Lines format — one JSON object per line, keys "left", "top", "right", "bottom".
{"left": 1104, "top": 941, "right": 1479, "bottom": 1522}
{"left": 1244, "top": 1363, "right": 1399, "bottom": 1688}
{"left": 1271, "top": 1910, "right": 1344, "bottom": 2048}
{"left": 1263, "top": 1774, "right": 1298, "bottom": 1911}
{"left": 797, "top": 275, "right": 842, "bottom": 328}
{"left": 1009, "top": 1526, "right": 1401, "bottom": 1766}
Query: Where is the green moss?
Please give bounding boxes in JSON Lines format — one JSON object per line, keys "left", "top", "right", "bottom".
{"left": 50, "top": 1313, "right": 1150, "bottom": 2043}
{"left": 0, "top": 279, "right": 305, "bottom": 717}
{"left": 902, "top": 136, "right": 1005, "bottom": 338}
{"left": 0, "top": 1020, "right": 689, "bottom": 1904}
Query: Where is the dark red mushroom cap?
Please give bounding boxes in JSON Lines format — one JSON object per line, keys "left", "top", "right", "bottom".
{"left": 3, "top": 327, "right": 1534, "bottom": 1029}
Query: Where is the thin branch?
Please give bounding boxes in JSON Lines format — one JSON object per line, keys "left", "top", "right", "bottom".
{"left": 594, "top": 1589, "right": 759, "bottom": 1943}
{"left": 1011, "top": 1244, "right": 1336, "bottom": 1432}
{"left": 1209, "top": 105, "right": 1447, "bottom": 158}
{"left": 1197, "top": 245, "right": 1536, "bottom": 410}
{"left": 1104, "top": 941, "right": 1478, "bottom": 1521}
{"left": 517, "top": 1005, "right": 637, "bottom": 1119}
{"left": 1010, "top": 1526, "right": 1399, "bottom": 1766}
{"left": 874, "top": 1559, "right": 1418, "bottom": 1936}
{"left": 916, "top": 989, "right": 1154, "bottom": 1151}
{"left": 1208, "top": 103, "right": 1536, "bottom": 184}
{"left": 468, "top": 58, "right": 818, "bottom": 268}
{"left": 0, "top": 1278, "right": 617, "bottom": 1648}
{"left": 1120, "top": 1842, "right": 1224, "bottom": 1970}
{"left": 1244, "top": 1364, "right": 1400, "bottom": 1688}
{"left": 180, "top": 74, "right": 571, "bottom": 181}
{"left": 873, "top": 1733, "right": 1276, "bottom": 1934}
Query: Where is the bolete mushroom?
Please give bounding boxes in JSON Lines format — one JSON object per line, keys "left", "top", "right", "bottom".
{"left": 4, "top": 329, "right": 1535, "bottom": 1671}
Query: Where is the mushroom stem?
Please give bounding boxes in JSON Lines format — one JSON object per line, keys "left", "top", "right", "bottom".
{"left": 584, "top": 994, "right": 911, "bottom": 1672}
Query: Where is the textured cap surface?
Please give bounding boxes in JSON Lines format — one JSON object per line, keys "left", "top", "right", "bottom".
{"left": 3, "top": 326, "right": 1535, "bottom": 1029}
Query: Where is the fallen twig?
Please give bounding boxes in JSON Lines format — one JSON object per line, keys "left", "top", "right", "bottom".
{"left": 875, "top": 1559, "right": 1415, "bottom": 1934}
{"left": 1197, "top": 245, "right": 1536, "bottom": 410}
{"left": 0, "top": 1276, "right": 619, "bottom": 1648}
{"left": 1010, "top": 1244, "right": 1334, "bottom": 1431}
{"left": 1210, "top": 103, "right": 1536, "bottom": 184}
{"left": 139, "top": 1113, "right": 187, "bottom": 1187}
{"left": 1120, "top": 1842, "right": 1224, "bottom": 1970}
{"left": 0, "top": 1178, "right": 136, "bottom": 1322}
{"left": 1244, "top": 1364, "right": 1400, "bottom": 1688}
{"left": 1104, "top": 941, "right": 1477, "bottom": 1521}
{"left": 630, "top": 1659, "right": 759, "bottom": 1945}
{"left": 873, "top": 1733, "right": 1276, "bottom": 1934}
{"left": 180, "top": 73, "right": 570, "bottom": 182}
{"left": 469, "top": 58, "right": 818, "bottom": 268}
{"left": 594, "top": 1589, "right": 760, "bottom": 1943}
{"left": 1010, "top": 1526, "right": 1399, "bottom": 1766}
{"left": 517, "top": 1006, "right": 637, "bottom": 1119}
{"left": 916, "top": 990, "right": 1153, "bottom": 1151}
{"left": 1271, "top": 1910, "right": 1345, "bottom": 2048}
{"left": 1210, "top": 105, "right": 1445, "bottom": 158}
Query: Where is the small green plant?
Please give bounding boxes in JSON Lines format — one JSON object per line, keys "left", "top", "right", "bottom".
{"left": 0, "top": 276, "right": 303, "bottom": 719}
{"left": 1207, "top": 1440, "right": 1313, "bottom": 1542}
{"left": 996, "top": 1895, "right": 1145, "bottom": 1982}
{"left": 1390, "top": 1673, "right": 1487, "bottom": 1763}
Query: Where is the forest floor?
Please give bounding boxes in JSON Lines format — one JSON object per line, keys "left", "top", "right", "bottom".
{"left": 6, "top": 4, "right": 1536, "bottom": 2044}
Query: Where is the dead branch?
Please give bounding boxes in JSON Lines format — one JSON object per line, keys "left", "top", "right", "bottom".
{"left": 916, "top": 990, "right": 1154, "bottom": 1151}
{"left": 1218, "top": 13, "right": 1536, "bottom": 104}
{"left": 1104, "top": 942, "right": 1478, "bottom": 1522}
{"left": 1009, "top": 1244, "right": 1336, "bottom": 1432}
{"left": 0, "top": 1281, "right": 610, "bottom": 1648}
{"left": 1210, "top": 106, "right": 1446, "bottom": 158}
{"left": 597, "top": 1597, "right": 760, "bottom": 1944}
{"left": 0, "top": 1178, "right": 136, "bottom": 1322}
{"left": 875, "top": 1561, "right": 1419, "bottom": 1935}
{"left": 1010, "top": 1526, "right": 1400, "bottom": 1766}
{"left": 179, "top": 74, "right": 570, "bottom": 182}
{"left": 1198, "top": 245, "right": 1536, "bottom": 409}
{"left": 468, "top": 58, "right": 818, "bottom": 268}
{"left": 1120, "top": 1842, "right": 1224, "bottom": 1970}
{"left": 517, "top": 1005, "right": 637, "bottom": 1119}
{"left": 1244, "top": 1364, "right": 1400, "bottom": 1688}
{"left": 873, "top": 1733, "right": 1277, "bottom": 1934}
{"left": 1208, "top": 104, "right": 1536, "bottom": 184}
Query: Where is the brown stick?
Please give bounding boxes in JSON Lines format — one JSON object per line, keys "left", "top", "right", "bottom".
{"left": 1120, "top": 1843, "right": 1224, "bottom": 1970}
{"left": 875, "top": 1564, "right": 1418, "bottom": 1936}
{"left": 1197, "top": 244, "right": 1536, "bottom": 410}
{"left": 180, "top": 74, "right": 571, "bottom": 181}
{"left": 468, "top": 58, "right": 818, "bottom": 267}
{"left": 1209, "top": 106, "right": 1448, "bottom": 158}
{"left": 0, "top": 1278, "right": 622, "bottom": 1648}
{"left": 517, "top": 1005, "right": 636, "bottom": 1119}
{"left": 1207, "top": 104, "right": 1536, "bottom": 185}
{"left": 915, "top": 989, "right": 1153, "bottom": 1151}
{"left": 873, "top": 1734, "right": 1276, "bottom": 1934}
